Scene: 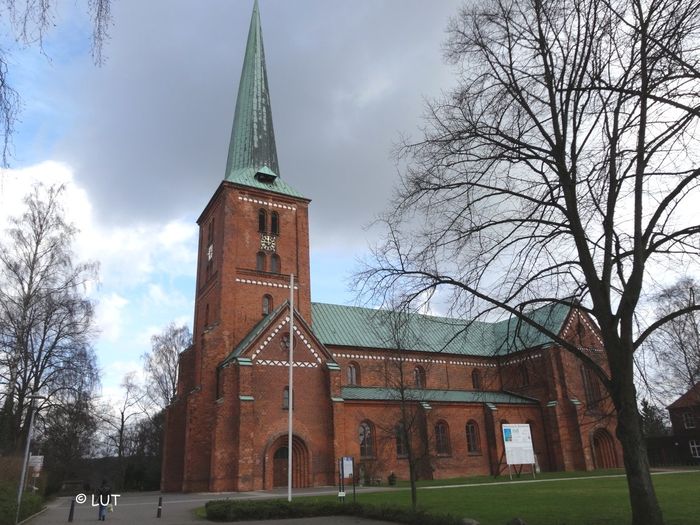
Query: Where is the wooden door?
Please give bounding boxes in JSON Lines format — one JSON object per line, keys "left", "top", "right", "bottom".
{"left": 273, "top": 446, "right": 288, "bottom": 487}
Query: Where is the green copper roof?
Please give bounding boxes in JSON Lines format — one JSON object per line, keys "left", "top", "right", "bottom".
{"left": 341, "top": 386, "right": 537, "bottom": 405}
{"left": 224, "top": 1, "right": 304, "bottom": 199}
{"left": 311, "top": 302, "right": 571, "bottom": 357}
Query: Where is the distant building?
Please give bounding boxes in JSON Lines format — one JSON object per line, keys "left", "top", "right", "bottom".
{"left": 652, "top": 384, "right": 700, "bottom": 465}
{"left": 161, "top": 1, "right": 621, "bottom": 492}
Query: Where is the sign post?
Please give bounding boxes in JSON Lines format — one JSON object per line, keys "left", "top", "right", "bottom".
{"left": 287, "top": 274, "right": 295, "bottom": 502}
{"left": 338, "top": 456, "right": 355, "bottom": 502}
{"left": 502, "top": 424, "right": 536, "bottom": 480}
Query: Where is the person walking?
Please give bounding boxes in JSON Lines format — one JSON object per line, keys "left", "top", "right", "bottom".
{"left": 96, "top": 479, "right": 111, "bottom": 521}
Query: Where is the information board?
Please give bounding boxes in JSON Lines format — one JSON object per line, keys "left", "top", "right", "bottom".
{"left": 342, "top": 456, "right": 354, "bottom": 478}
{"left": 502, "top": 424, "right": 535, "bottom": 465}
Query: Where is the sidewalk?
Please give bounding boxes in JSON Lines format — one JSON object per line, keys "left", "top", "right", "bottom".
{"left": 24, "top": 486, "right": 396, "bottom": 525}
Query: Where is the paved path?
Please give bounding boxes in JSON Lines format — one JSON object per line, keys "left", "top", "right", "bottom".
{"left": 24, "top": 487, "right": 397, "bottom": 525}
{"left": 25, "top": 470, "right": 698, "bottom": 525}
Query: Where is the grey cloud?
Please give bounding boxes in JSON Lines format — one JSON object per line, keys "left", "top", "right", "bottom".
{"left": 52, "top": 0, "right": 462, "bottom": 248}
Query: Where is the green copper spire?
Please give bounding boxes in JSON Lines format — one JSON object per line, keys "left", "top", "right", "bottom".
{"left": 224, "top": 1, "right": 304, "bottom": 198}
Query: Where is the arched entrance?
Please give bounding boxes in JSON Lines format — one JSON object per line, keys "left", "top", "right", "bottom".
{"left": 268, "top": 435, "right": 310, "bottom": 488}
{"left": 592, "top": 428, "right": 618, "bottom": 469}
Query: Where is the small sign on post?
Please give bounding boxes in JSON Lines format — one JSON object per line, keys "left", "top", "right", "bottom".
{"left": 338, "top": 456, "right": 356, "bottom": 503}
{"left": 27, "top": 455, "right": 43, "bottom": 475}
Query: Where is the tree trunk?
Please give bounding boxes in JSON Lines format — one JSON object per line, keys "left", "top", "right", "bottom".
{"left": 409, "top": 461, "right": 417, "bottom": 510}
{"left": 611, "top": 353, "right": 664, "bottom": 525}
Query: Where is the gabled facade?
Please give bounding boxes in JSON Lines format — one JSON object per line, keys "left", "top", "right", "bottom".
{"left": 161, "top": 2, "right": 621, "bottom": 492}
{"left": 667, "top": 384, "right": 700, "bottom": 464}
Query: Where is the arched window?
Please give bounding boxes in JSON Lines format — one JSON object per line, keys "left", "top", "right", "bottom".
{"left": 282, "top": 386, "right": 289, "bottom": 410}
{"left": 519, "top": 364, "right": 529, "bottom": 386}
{"left": 395, "top": 423, "right": 408, "bottom": 457}
{"left": 271, "top": 211, "right": 279, "bottom": 235}
{"left": 256, "top": 251, "right": 266, "bottom": 272}
{"left": 471, "top": 369, "right": 482, "bottom": 390}
{"left": 204, "top": 303, "right": 210, "bottom": 327}
{"left": 262, "top": 295, "right": 272, "bottom": 316}
{"left": 347, "top": 362, "right": 360, "bottom": 385}
{"left": 258, "top": 209, "right": 267, "bottom": 233}
{"left": 466, "top": 420, "right": 481, "bottom": 453}
{"left": 271, "top": 254, "right": 281, "bottom": 273}
{"left": 435, "top": 420, "right": 451, "bottom": 455}
{"left": 581, "top": 366, "right": 602, "bottom": 407}
{"left": 414, "top": 366, "right": 426, "bottom": 389}
{"left": 359, "top": 421, "right": 375, "bottom": 458}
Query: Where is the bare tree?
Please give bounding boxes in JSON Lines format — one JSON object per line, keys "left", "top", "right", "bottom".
{"left": 359, "top": 1, "right": 700, "bottom": 524}
{"left": 0, "top": 0, "right": 112, "bottom": 164}
{"left": 0, "top": 184, "right": 99, "bottom": 454}
{"left": 99, "top": 373, "right": 147, "bottom": 488}
{"left": 375, "top": 308, "right": 433, "bottom": 510}
{"left": 142, "top": 323, "right": 191, "bottom": 411}
{"left": 645, "top": 278, "right": 700, "bottom": 398}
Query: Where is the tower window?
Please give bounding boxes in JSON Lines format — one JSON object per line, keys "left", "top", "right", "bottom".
{"left": 206, "top": 218, "right": 215, "bottom": 278}
{"left": 216, "top": 367, "right": 224, "bottom": 399}
{"left": 271, "top": 211, "right": 279, "bottom": 235}
{"left": 282, "top": 386, "right": 290, "bottom": 410}
{"left": 256, "top": 251, "right": 266, "bottom": 272}
{"left": 271, "top": 254, "right": 281, "bottom": 273}
{"left": 258, "top": 209, "right": 267, "bottom": 233}
{"left": 263, "top": 294, "right": 273, "bottom": 316}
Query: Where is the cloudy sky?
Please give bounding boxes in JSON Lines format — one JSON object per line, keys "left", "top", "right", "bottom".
{"left": 0, "top": 0, "right": 463, "bottom": 402}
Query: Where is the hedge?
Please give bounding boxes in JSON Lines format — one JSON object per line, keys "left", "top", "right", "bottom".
{"left": 204, "top": 499, "right": 464, "bottom": 525}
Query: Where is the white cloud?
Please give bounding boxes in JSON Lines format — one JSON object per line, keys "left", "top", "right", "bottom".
{"left": 96, "top": 292, "right": 129, "bottom": 343}
{"left": 0, "top": 162, "right": 197, "bottom": 407}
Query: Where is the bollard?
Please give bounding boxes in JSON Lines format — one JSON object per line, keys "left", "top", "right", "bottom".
{"left": 68, "top": 499, "right": 75, "bottom": 522}
{"left": 157, "top": 496, "right": 162, "bottom": 518}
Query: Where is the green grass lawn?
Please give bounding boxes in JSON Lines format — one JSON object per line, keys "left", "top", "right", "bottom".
{"left": 339, "top": 471, "right": 700, "bottom": 525}
{"left": 395, "top": 468, "right": 626, "bottom": 488}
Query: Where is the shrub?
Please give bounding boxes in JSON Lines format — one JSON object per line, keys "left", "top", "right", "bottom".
{"left": 203, "top": 499, "right": 462, "bottom": 524}
{"left": 0, "top": 481, "right": 44, "bottom": 525}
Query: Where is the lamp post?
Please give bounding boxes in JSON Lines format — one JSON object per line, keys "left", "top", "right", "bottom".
{"left": 15, "top": 394, "right": 42, "bottom": 525}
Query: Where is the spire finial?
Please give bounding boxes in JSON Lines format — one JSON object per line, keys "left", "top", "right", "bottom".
{"left": 225, "top": 0, "right": 280, "bottom": 182}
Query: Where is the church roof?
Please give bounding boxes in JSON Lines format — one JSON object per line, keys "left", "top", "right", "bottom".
{"left": 341, "top": 386, "right": 537, "bottom": 405}
{"left": 667, "top": 383, "right": 700, "bottom": 409}
{"left": 224, "top": 0, "right": 305, "bottom": 199}
{"left": 311, "top": 302, "right": 571, "bottom": 357}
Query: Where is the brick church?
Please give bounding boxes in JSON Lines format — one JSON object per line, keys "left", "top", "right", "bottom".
{"left": 161, "top": 1, "right": 621, "bottom": 492}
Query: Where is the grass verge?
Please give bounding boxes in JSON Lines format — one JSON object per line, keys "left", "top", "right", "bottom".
{"left": 344, "top": 470, "right": 700, "bottom": 525}
{"left": 204, "top": 471, "right": 700, "bottom": 525}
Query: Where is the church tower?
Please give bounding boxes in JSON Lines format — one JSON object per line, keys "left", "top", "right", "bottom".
{"left": 162, "top": 0, "right": 320, "bottom": 492}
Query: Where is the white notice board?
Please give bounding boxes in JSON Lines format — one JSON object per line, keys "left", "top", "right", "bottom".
{"left": 342, "top": 456, "right": 354, "bottom": 478}
{"left": 502, "top": 424, "right": 535, "bottom": 465}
